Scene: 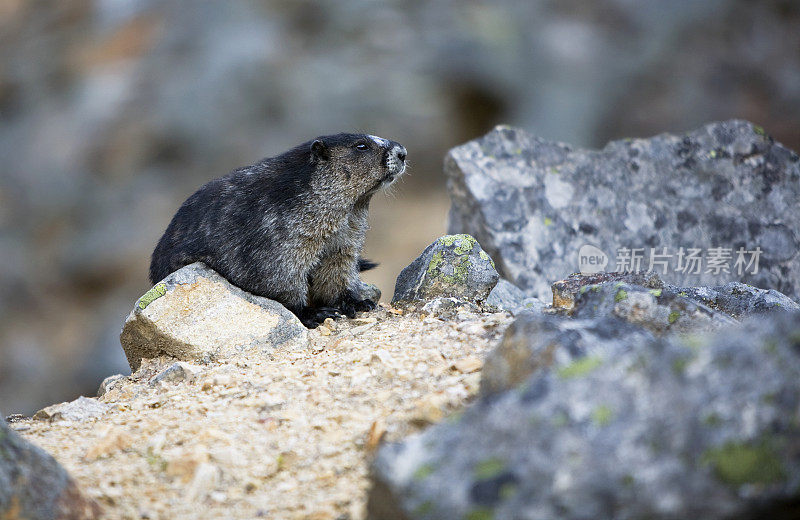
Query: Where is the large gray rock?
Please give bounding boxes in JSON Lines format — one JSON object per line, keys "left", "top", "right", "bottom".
{"left": 0, "top": 418, "right": 102, "bottom": 519}
{"left": 393, "top": 235, "right": 499, "bottom": 305}
{"left": 368, "top": 311, "right": 800, "bottom": 520}
{"left": 120, "top": 263, "right": 307, "bottom": 371}
{"left": 446, "top": 120, "right": 800, "bottom": 302}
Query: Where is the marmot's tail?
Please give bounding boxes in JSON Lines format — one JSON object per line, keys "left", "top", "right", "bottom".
{"left": 358, "top": 258, "right": 378, "bottom": 272}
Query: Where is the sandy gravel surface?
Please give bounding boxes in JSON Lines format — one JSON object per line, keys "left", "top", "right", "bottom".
{"left": 13, "top": 304, "right": 513, "bottom": 519}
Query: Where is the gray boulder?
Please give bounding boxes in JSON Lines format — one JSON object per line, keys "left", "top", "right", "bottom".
{"left": 0, "top": 418, "right": 102, "bottom": 519}
{"left": 369, "top": 311, "right": 800, "bottom": 520}
{"left": 392, "top": 235, "right": 499, "bottom": 305}
{"left": 120, "top": 262, "right": 307, "bottom": 371}
{"left": 446, "top": 120, "right": 800, "bottom": 302}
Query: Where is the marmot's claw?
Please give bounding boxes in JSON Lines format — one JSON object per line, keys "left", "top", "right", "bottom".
{"left": 300, "top": 306, "right": 341, "bottom": 328}
{"left": 341, "top": 304, "right": 357, "bottom": 319}
{"left": 336, "top": 293, "right": 376, "bottom": 318}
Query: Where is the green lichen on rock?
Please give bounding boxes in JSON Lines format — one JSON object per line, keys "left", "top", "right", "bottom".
{"left": 454, "top": 236, "right": 478, "bottom": 255}
{"left": 592, "top": 405, "right": 614, "bottom": 426}
{"left": 557, "top": 356, "right": 602, "bottom": 379}
{"left": 478, "top": 249, "right": 496, "bottom": 268}
{"left": 452, "top": 255, "right": 472, "bottom": 282}
{"left": 499, "top": 482, "right": 517, "bottom": 500}
{"left": 753, "top": 125, "right": 766, "bottom": 136}
{"left": 703, "top": 440, "right": 785, "bottom": 486}
{"left": 668, "top": 311, "right": 681, "bottom": 324}
{"left": 413, "top": 463, "right": 436, "bottom": 481}
{"left": 614, "top": 289, "right": 628, "bottom": 302}
{"left": 427, "top": 251, "right": 444, "bottom": 275}
{"left": 551, "top": 411, "right": 569, "bottom": 427}
{"left": 138, "top": 283, "right": 167, "bottom": 310}
{"left": 649, "top": 289, "right": 662, "bottom": 297}
{"left": 414, "top": 501, "right": 434, "bottom": 516}
{"left": 473, "top": 457, "right": 506, "bottom": 480}
{"left": 438, "top": 234, "right": 476, "bottom": 251}
{"left": 672, "top": 356, "right": 691, "bottom": 375}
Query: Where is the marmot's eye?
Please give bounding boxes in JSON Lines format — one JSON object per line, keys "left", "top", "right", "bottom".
{"left": 355, "top": 143, "right": 369, "bottom": 151}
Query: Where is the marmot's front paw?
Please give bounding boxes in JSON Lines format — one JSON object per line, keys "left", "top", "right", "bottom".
{"left": 337, "top": 292, "right": 377, "bottom": 318}
{"left": 299, "top": 306, "right": 341, "bottom": 328}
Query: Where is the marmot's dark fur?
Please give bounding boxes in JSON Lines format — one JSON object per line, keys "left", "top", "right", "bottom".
{"left": 149, "top": 133, "right": 407, "bottom": 327}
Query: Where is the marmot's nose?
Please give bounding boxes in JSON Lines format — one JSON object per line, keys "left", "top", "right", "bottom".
{"left": 393, "top": 145, "right": 407, "bottom": 162}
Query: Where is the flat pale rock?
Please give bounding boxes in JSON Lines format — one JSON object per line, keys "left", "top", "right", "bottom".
{"left": 120, "top": 262, "right": 307, "bottom": 371}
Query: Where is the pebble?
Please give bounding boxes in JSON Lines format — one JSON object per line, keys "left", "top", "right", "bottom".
{"left": 452, "top": 356, "right": 483, "bottom": 373}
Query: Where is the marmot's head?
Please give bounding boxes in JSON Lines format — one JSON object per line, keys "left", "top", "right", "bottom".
{"left": 308, "top": 133, "right": 407, "bottom": 199}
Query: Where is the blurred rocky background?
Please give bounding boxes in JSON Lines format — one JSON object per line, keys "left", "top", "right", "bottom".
{"left": 0, "top": 0, "right": 798, "bottom": 414}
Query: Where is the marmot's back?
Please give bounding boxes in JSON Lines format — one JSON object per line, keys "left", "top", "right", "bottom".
{"left": 149, "top": 177, "right": 228, "bottom": 284}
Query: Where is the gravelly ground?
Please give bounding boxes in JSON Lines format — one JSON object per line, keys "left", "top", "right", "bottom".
{"left": 13, "top": 304, "right": 514, "bottom": 519}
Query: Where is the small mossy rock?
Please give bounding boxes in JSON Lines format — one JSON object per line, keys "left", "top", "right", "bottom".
{"left": 392, "top": 235, "right": 499, "bottom": 304}
{"left": 0, "top": 418, "right": 102, "bottom": 519}
{"left": 369, "top": 311, "right": 800, "bottom": 520}
{"left": 120, "top": 262, "right": 307, "bottom": 371}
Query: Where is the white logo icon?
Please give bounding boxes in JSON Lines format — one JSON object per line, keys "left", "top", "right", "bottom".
{"left": 578, "top": 244, "right": 608, "bottom": 274}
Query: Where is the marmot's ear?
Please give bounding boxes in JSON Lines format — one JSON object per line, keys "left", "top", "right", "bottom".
{"left": 311, "top": 140, "right": 330, "bottom": 161}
